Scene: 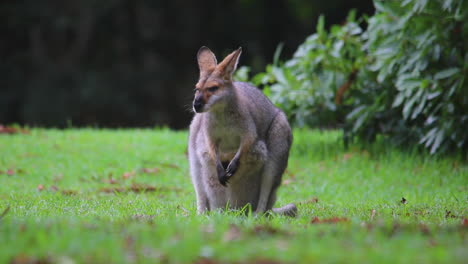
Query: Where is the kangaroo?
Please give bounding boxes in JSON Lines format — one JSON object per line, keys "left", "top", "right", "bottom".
{"left": 188, "top": 46, "right": 297, "bottom": 217}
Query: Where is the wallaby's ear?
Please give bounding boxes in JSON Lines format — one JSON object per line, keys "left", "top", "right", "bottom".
{"left": 217, "top": 47, "right": 242, "bottom": 81}
{"left": 197, "top": 46, "right": 217, "bottom": 77}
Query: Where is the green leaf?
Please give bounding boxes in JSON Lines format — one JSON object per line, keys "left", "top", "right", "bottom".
{"left": 442, "top": 0, "right": 454, "bottom": 11}
{"left": 346, "top": 105, "right": 367, "bottom": 120}
{"left": 411, "top": 91, "right": 426, "bottom": 119}
{"left": 273, "top": 43, "right": 284, "bottom": 66}
{"left": 271, "top": 67, "right": 287, "bottom": 85}
{"left": 346, "top": 9, "right": 357, "bottom": 22}
{"left": 427, "top": 91, "right": 441, "bottom": 100}
{"left": 331, "top": 40, "right": 344, "bottom": 58}
{"left": 262, "top": 87, "right": 271, "bottom": 98}
{"left": 316, "top": 15, "right": 325, "bottom": 36}
{"left": 413, "top": 0, "right": 428, "bottom": 13}
{"left": 352, "top": 111, "right": 369, "bottom": 132}
{"left": 252, "top": 72, "right": 268, "bottom": 86}
{"left": 430, "top": 129, "right": 444, "bottom": 154}
{"left": 402, "top": 95, "right": 418, "bottom": 120}
{"left": 419, "top": 127, "right": 437, "bottom": 146}
{"left": 424, "top": 115, "right": 438, "bottom": 126}
{"left": 349, "top": 24, "right": 363, "bottom": 35}
{"left": 396, "top": 77, "right": 420, "bottom": 92}
{"left": 447, "top": 81, "right": 460, "bottom": 97}
{"left": 434, "top": 68, "right": 460, "bottom": 80}
{"left": 392, "top": 92, "right": 405, "bottom": 107}
{"left": 234, "top": 66, "right": 250, "bottom": 82}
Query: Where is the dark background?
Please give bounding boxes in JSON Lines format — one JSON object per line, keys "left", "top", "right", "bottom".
{"left": 0, "top": 0, "right": 374, "bottom": 129}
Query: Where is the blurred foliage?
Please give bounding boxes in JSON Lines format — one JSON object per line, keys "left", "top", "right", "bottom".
{"left": 245, "top": 0, "right": 468, "bottom": 154}
{"left": 0, "top": 0, "right": 373, "bottom": 128}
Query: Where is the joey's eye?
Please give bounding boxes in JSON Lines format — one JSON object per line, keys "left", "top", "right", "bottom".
{"left": 207, "top": 86, "right": 219, "bottom": 92}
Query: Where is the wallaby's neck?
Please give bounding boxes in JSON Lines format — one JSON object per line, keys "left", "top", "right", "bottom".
{"left": 206, "top": 86, "right": 240, "bottom": 123}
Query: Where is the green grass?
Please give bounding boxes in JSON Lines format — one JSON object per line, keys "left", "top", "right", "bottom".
{"left": 0, "top": 129, "right": 466, "bottom": 263}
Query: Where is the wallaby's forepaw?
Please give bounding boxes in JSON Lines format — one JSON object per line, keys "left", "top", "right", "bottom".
{"left": 216, "top": 162, "right": 229, "bottom": 187}
{"left": 225, "top": 158, "right": 239, "bottom": 178}
{"left": 219, "top": 173, "right": 230, "bottom": 186}
{"left": 218, "top": 158, "right": 239, "bottom": 186}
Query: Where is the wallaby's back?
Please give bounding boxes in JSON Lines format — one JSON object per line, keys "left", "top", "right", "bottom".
{"left": 232, "top": 81, "right": 281, "bottom": 138}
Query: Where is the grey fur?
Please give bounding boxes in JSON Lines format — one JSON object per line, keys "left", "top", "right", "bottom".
{"left": 188, "top": 48, "right": 296, "bottom": 217}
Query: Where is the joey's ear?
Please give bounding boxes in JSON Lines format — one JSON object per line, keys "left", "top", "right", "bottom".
{"left": 197, "top": 46, "right": 217, "bottom": 76}
{"left": 217, "top": 47, "right": 242, "bottom": 81}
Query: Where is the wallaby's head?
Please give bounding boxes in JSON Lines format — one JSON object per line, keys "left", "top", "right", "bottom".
{"left": 192, "top": 46, "right": 242, "bottom": 113}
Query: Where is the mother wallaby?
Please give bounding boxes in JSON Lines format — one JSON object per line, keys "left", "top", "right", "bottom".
{"left": 188, "top": 46, "right": 297, "bottom": 217}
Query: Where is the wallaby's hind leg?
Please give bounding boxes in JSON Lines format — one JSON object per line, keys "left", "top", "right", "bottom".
{"left": 189, "top": 145, "right": 210, "bottom": 213}
{"left": 267, "top": 190, "right": 297, "bottom": 217}
{"left": 255, "top": 112, "right": 293, "bottom": 215}
{"left": 200, "top": 157, "right": 228, "bottom": 210}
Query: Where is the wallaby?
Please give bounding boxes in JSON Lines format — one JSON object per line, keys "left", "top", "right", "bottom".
{"left": 188, "top": 46, "right": 297, "bottom": 217}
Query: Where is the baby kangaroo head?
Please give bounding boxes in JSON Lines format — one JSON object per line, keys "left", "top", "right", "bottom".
{"left": 192, "top": 46, "right": 242, "bottom": 113}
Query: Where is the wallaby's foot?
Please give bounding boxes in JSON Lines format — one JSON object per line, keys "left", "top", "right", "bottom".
{"left": 197, "top": 207, "right": 208, "bottom": 215}
{"left": 272, "top": 203, "right": 297, "bottom": 217}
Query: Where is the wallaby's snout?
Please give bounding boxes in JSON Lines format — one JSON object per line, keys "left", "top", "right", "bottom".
{"left": 193, "top": 95, "right": 205, "bottom": 113}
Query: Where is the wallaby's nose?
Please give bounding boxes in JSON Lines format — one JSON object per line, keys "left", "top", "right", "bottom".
{"left": 193, "top": 98, "right": 204, "bottom": 113}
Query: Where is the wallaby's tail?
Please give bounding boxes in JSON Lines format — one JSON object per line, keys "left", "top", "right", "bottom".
{"left": 272, "top": 203, "right": 297, "bottom": 217}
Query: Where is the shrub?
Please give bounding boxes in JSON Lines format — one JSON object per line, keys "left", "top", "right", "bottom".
{"left": 245, "top": 0, "right": 468, "bottom": 154}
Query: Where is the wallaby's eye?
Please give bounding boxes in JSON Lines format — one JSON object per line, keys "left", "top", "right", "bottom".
{"left": 207, "top": 86, "right": 219, "bottom": 92}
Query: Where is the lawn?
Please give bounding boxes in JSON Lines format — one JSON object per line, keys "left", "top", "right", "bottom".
{"left": 0, "top": 128, "right": 466, "bottom": 263}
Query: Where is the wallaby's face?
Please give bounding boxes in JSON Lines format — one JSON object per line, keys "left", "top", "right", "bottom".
{"left": 193, "top": 47, "right": 241, "bottom": 113}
